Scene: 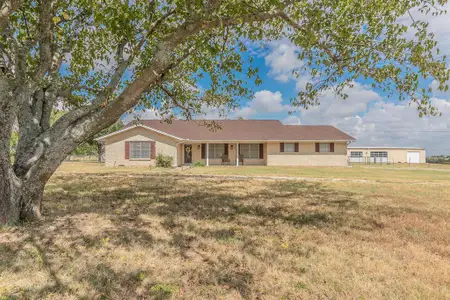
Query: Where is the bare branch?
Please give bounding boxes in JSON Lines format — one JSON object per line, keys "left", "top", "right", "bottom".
{"left": 158, "top": 84, "right": 193, "bottom": 118}
{"left": 407, "top": 10, "right": 416, "bottom": 23}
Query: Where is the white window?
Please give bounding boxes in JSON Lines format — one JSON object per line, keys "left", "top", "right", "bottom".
{"left": 284, "top": 143, "right": 295, "bottom": 153}
{"left": 208, "top": 144, "right": 225, "bottom": 159}
{"left": 350, "top": 151, "right": 363, "bottom": 158}
{"left": 370, "top": 151, "right": 388, "bottom": 158}
{"left": 130, "top": 141, "right": 151, "bottom": 159}
{"left": 240, "top": 144, "right": 260, "bottom": 159}
{"left": 319, "top": 143, "right": 330, "bottom": 152}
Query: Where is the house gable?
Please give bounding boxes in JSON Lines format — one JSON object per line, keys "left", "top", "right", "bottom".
{"left": 102, "top": 126, "right": 179, "bottom": 167}
{"left": 95, "top": 124, "right": 185, "bottom": 141}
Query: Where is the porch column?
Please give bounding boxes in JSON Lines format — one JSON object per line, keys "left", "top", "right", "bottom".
{"left": 206, "top": 143, "right": 209, "bottom": 166}
{"left": 236, "top": 142, "right": 239, "bottom": 166}
{"left": 181, "top": 143, "right": 184, "bottom": 165}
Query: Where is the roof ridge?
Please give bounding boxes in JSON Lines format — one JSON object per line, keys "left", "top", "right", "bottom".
{"left": 129, "top": 119, "right": 282, "bottom": 121}
{"left": 284, "top": 124, "right": 334, "bottom": 126}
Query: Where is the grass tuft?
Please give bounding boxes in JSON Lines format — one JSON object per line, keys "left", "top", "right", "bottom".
{"left": 149, "top": 284, "right": 178, "bottom": 299}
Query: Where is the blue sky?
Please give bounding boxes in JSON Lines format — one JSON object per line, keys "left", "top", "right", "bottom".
{"left": 123, "top": 5, "right": 450, "bottom": 156}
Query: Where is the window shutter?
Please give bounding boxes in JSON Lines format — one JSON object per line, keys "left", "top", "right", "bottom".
{"left": 224, "top": 143, "right": 228, "bottom": 155}
{"left": 280, "top": 143, "right": 284, "bottom": 153}
{"left": 315, "top": 143, "right": 320, "bottom": 153}
{"left": 294, "top": 142, "right": 299, "bottom": 152}
{"left": 330, "top": 143, "right": 334, "bottom": 153}
{"left": 125, "top": 141, "right": 130, "bottom": 159}
{"left": 201, "top": 144, "right": 206, "bottom": 159}
{"left": 150, "top": 141, "right": 156, "bottom": 159}
{"left": 259, "top": 143, "right": 264, "bottom": 159}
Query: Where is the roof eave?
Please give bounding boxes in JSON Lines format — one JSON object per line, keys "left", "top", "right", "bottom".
{"left": 184, "top": 139, "right": 356, "bottom": 143}
{"left": 94, "top": 124, "right": 185, "bottom": 141}
{"left": 348, "top": 146, "right": 425, "bottom": 150}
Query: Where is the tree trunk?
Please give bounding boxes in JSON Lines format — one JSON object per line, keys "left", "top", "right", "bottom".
{"left": 0, "top": 163, "right": 45, "bottom": 225}
{"left": 98, "top": 141, "right": 105, "bottom": 162}
{"left": 0, "top": 75, "right": 22, "bottom": 225}
{"left": 0, "top": 160, "right": 22, "bottom": 225}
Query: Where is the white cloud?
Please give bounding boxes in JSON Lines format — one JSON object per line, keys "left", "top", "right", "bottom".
{"left": 251, "top": 90, "right": 290, "bottom": 113}
{"left": 298, "top": 88, "right": 450, "bottom": 155}
{"left": 192, "top": 90, "right": 291, "bottom": 120}
{"left": 118, "top": 12, "right": 450, "bottom": 156}
{"left": 283, "top": 115, "right": 302, "bottom": 125}
{"left": 233, "top": 107, "right": 254, "bottom": 119}
{"left": 397, "top": 3, "right": 450, "bottom": 56}
{"left": 263, "top": 6, "right": 450, "bottom": 155}
{"left": 258, "top": 8, "right": 450, "bottom": 155}
{"left": 231, "top": 90, "right": 291, "bottom": 119}
{"left": 299, "top": 82, "right": 382, "bottom": 124}
{"left": 122, "top": 108, "right": 161, "bottom": 124}
{"left": 430, "top": 79, "right": 450, "bottom": 98}
{"left": 295, "top": 74, "right": 313, "bottom": 92}
{"left": 265, "top": 42, "right": 304, "bottom": 80}
{"left": 194, "top": 104, "right": 227, "bottom": 120}
{"left": 264, "top": 40, "right": 312, "bottom": 90}
{"left": 347, "top": 99, "right": 450, "bottom": 155}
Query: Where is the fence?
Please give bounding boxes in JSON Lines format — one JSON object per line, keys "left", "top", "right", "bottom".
{"left": 348, "top": 156, "right": 393, "bottom": 165}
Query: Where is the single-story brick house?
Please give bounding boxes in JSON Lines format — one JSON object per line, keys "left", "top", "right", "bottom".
{"left": 95, "top": 120, "right": 356, "bottom": 167}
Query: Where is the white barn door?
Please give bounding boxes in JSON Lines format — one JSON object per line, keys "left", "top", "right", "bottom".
{"left": 407, "top": 152, "right": 420, "bottom": 164}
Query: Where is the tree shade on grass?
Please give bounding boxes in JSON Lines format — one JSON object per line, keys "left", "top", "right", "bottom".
{"left": 1, "top": 0, "right": 449, "bottom": 223}
{"left": 0, "top": 169, "right": 448, "bottom": 299}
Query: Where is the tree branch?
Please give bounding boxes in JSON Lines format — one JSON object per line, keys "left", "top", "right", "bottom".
{"left": 158, "top": 84, "right": 193, "bottom": 118}
{"left": 280, "top": 12, "right": 351, "bottom": 64}
{"left": 34, "top": 0, "right": 54, "bottom": 80}
{"left": 0, "top": 0, "right": 23, "bottom": 30}
{"left": 131, "top": 8, "right": 177, "bottom": 59}
{"left": 201, "top": 10, "right": 284, "bottom": 29}
{"left": 57, "top": 84, "right": 102, "bottom": 99}
{"left": 94, "top": 10, "right": 284, "bottom": 121}
{"left": 19, "top": 9, "right": 286, "bottom": 181}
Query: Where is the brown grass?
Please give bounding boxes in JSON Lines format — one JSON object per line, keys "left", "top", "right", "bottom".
{"left": 1, "top": 164, "right": 449, "bottom": 299}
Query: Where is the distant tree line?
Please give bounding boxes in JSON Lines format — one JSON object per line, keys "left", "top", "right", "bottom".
{"left": 426, "top": 156, "right": 450, "bottom": 164}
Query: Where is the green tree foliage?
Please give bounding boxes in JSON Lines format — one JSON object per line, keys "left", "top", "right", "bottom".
{"left": 9, "top": 131, "right": 18, "bottom": 161}
{"left": 427, "top": 155, "right": 450, "bottom": 164}
{"left": 1, "top": 0, "right": 449, "bottom": 223}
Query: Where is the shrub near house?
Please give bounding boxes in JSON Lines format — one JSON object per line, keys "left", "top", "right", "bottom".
{"left": 156, "top": 154, "right": 174, "bottom": 168}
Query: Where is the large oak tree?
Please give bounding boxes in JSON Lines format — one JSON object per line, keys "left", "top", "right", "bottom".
{"left": 0, "top": 0, "right": 449, "bottom": 224}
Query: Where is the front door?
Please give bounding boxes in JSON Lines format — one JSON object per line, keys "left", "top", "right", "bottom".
{"left": 184, "top": 144, "right": 192, "bottom": 164}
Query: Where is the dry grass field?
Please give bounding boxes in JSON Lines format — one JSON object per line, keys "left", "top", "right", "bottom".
{"left": 1, "top": 162, "right": 449, "bottom": 299}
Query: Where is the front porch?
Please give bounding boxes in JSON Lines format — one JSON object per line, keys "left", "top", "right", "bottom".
{"left": 179, "top": 142, "right": 266, "bottom": 167}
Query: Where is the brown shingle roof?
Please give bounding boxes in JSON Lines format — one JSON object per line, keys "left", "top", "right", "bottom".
{"left": 125, "top": 120, "right": 355, "bottom": 141}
